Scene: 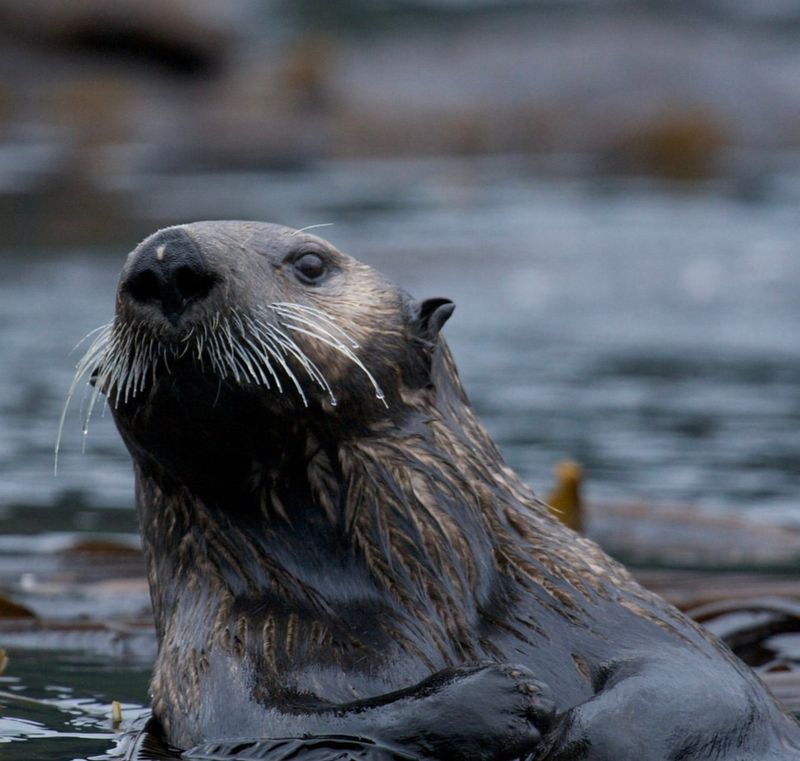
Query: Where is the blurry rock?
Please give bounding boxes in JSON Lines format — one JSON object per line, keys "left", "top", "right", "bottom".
{"left": 0, "top": 0, "right": 241, "bottom": 76}
{"left": 59, "top": 538, "right": 142, "bottom": 558}
{"left": 332, "top": 108, "right": 486, "bottom": 157}
{"left": 546, "top": 460, "right": 584, "bottom": 532}
{"left": 0, "top": 175, "right": 142, "bottom": 249}
{"left": 46, "top": 77, "right": 130, "bottom": 145}
{"left": 179, "top": 34, "right": 343, "bottom": 170}
{"left": 0, "top": 593, "right": 36, "bottom": 619}
{"left": 0, "top": 84, "right": 13, "bottom": 133}
{"left": 282, "top": 34, "right": 337, "bottom": 114}
{"left": 495, "top": 105, "right": 559, "bottom": 155}
{"left": 605, "top": 110, "right": 727, "bottom": 181}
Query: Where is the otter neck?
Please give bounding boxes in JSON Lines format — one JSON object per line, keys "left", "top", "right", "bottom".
{"left": 134, "top": 394, "right": 516, "bottom": 664}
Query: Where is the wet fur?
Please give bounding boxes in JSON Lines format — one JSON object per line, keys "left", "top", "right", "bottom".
{"left": 88, "top": 222, "right": 800, "bottom": 760}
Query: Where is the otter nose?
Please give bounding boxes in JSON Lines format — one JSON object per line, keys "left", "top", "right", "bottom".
{"left": 121, "top": 230, "right": 216, "bottom": 321}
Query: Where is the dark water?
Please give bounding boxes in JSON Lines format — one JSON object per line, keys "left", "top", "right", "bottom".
{"left": 2, "top": 158, "right": 800, "bottom": 756}
{"left": 0, "top": 651, "right": 150, "bottom": 760}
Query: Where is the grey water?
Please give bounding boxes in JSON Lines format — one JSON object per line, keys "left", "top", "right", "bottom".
{"left": 1, "top": 158, "right": 800, "bottom": 757}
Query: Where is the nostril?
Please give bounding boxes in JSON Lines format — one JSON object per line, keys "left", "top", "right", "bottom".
{"left": 174, "top": 265, "right": 215, "bottom": 303}
{"left": 122, "top": 264, "right": 216, "bottom": 313}
{"left": 120, "top": 228, "right": 217, "bottom": 319}
{"left": 125, "top": 269, "right": 162, "bottom": 304}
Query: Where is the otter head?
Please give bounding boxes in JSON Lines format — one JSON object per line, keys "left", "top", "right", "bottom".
{"left": 80, "top": 222, "right": 456, "bottom": 498}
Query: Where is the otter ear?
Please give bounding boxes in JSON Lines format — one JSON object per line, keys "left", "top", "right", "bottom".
{"left": 413, "top": 297, "right": 455, "bottom": 341}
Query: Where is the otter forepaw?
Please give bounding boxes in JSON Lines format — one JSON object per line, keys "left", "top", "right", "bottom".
{"left": 399, "top": 662, "right": 555, "bottom": 761}
{"left": 493, "top": 663, "right": 557, "bottom": 730}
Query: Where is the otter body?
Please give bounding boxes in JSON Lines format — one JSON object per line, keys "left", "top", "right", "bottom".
{"left": 90, "top": 222, "right": 800, "bottom": 760}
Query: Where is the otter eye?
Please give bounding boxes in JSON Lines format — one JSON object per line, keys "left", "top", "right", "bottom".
{"left": 293, "top": 252, "right": 327, "bottom": 284}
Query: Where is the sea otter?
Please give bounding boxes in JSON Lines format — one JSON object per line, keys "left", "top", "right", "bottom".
{"left": 77, "top": 222, "right": 800, "bottom": 760}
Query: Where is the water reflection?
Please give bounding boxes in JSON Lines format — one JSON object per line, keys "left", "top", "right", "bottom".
{"left": 0, "top": 649, "right": 150, "bottom": 761}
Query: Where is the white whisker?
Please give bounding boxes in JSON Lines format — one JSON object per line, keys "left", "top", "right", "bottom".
{"left": 241, "top": 317, "right": 283, "bottom": 393}
{"left": 58, "top": 296, "right": 389, "bottom": 470}
{"left": 269, "top": 305, "right": 359, "bottom": 350}
{"left": 55, "top": 324, "right": 114, "bottom": 474}
{"left": 69, "top": 323, "right": 112, "bottom": 356}
{"left": 279, "top": 322, "right": 385, "bottom": 405}
{"left": 248, "top": 320, "right": 308, "bottom": 404}
{"left": 260, "top": 320, "right": 334, "bottom": 404}
{"left": 291, "top": 223, "right": 335, "bottom": 236}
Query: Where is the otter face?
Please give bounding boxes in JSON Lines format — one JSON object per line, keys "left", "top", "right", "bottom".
{"left": 108, "top": 221, "right": 405, "bottom": 412}
{"left": 62, "top": 222, "right": 455, "bottom": 486}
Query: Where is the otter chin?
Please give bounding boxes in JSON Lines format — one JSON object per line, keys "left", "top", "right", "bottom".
{"left": 77, "top": 221, "right": 799, "bottom": 760}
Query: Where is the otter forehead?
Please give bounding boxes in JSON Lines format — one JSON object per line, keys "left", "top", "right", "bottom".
{"left": 177, "top": 221, "right": 339, "bottom": 260}
{"left": 127, "top": 221, "right": 350, "bottom": 271}
{"left": 118, "top": 221, "right": 404, "bottom": 328}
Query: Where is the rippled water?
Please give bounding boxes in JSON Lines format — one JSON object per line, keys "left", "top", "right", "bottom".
{"left": 0, "top": 650, "right": 150, "bottom": 761}
{"left": 2, "top": 158, "right": 800, "bottom": 756}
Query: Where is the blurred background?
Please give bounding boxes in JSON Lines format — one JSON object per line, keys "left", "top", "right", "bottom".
{"left": 1, "top": 1, "right": 800, "bottom": 758}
